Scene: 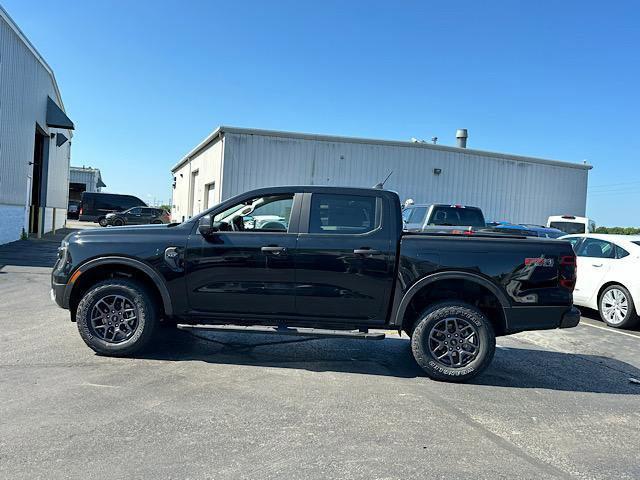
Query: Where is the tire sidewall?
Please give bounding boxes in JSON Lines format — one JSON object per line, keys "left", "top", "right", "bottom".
{"left": 77, "top": 280, "right": 155, "bottom": 355}
{"left": 599, "top": 285, "right": 636, "bottom": 328}
{"left": 114, "top": 218, "right": 124, "bottom": 226}
{"left": 98, "top": 217, "right": 108, "bottom": 227}
{"left": 411, "top": 301, "right": 495, "bottom": 382}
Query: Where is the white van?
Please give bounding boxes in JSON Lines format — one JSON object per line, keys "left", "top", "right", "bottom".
{"left": 547, "top": 215, "right": 596, "bottom": 235}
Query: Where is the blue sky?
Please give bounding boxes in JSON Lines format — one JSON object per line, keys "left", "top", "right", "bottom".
{"left": 4, "top": 0, "right": 639, "bottom": 225}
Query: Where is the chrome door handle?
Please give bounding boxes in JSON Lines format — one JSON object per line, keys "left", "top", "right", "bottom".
{"left": 354, "top": 248, "right": 381, "bottom": 256}
{"left": 261, "top": 246, "right": 287, "bottom": 255}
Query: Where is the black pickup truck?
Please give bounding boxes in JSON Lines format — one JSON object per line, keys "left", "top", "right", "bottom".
{"left": 52, "top": 186, "right": 579, "bottom": 382}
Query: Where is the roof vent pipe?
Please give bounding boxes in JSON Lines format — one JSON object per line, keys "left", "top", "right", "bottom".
{"left": 456, "top": 129, "right": 468, "bottom": 148}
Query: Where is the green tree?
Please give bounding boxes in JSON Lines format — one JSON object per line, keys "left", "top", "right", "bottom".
{"left": 595, "top": 226, "right": 640, "bottom": 235}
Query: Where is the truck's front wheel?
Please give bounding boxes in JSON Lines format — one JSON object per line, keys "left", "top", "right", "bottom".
{"left": 76, "top": 279, "right": 158, "bottom": 356}
{"left": 411, "top": 301, "right": 496, "bottom": 382}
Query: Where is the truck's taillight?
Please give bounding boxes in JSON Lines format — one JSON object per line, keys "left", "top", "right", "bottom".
{"left": 559, "top": 255, "right": 577, "bottom": 291}
{"left": 560, "top": 255, "right": 576, "bottom": 265}
{"left": 79, "top": 207, "right": 83, "bottom": 216}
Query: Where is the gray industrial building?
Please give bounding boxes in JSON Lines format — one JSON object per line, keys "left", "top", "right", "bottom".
{"left": 171, "top": 126, "right": 591, "bottom": 224}
{"left": 69, "top": 166, "right": 106, "bottom": 202}
{"left": 0, "top": 5, "right": 74, "bottom": 245}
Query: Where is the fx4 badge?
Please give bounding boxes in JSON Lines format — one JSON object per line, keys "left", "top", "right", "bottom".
{"left": 164, "top": 247, "right": 184, "bottom": 272}
{"left": 524, "top": 257, "right": 555, "bottom": 267}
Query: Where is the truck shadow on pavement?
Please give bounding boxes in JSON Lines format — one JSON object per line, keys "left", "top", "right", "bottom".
{"left": 0, "top": 235, "right": 72, "bottom": 270}
{"left": 138, "top": 330, "right": 640, "bottom": 395}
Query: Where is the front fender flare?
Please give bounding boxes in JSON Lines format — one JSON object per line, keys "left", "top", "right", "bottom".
{"left": 391, "top": 271, "right": 510, "bottom": 330}
{"left": 63, "top": 256, "right": 173, "bottom": 316}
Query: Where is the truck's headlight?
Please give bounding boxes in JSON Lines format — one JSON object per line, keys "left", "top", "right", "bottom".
{"left": 57, "top": 242, "right": 68, "bottom": 261}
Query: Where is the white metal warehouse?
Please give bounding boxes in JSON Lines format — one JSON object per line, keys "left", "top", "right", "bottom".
{"left": 69, "top": 166, "right": 106, "bottom": 202}
{"left": 171, "top": 126, "right": 591, "bottom": 225}
{"left": 0, "top": 6, "right": 74, "bottom": 244}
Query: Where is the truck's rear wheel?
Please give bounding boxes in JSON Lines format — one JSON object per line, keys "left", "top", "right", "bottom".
{"left": 76, "top": 279, "right": 158, "bottom": 356}
{"left": 411, "top": 301, "right": 496, "bottom": 382}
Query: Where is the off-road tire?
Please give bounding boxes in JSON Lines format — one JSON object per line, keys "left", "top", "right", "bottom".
{"left": 599, "top": 284, "right": 639, "bottom": 329}
{"left": 411, "top": 301, "right": 496, "bottom": 382}
{"left": 76, "top": 279, "right": 158, "bottom": 356}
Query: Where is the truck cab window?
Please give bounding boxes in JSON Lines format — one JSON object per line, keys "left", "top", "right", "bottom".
{"left": 309, "top": 194, "right": 377, "bottom": 234}
{"left": 214, "top": 194, "right": 293, "bottom": 232}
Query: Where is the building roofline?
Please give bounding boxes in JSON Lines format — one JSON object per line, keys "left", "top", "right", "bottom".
{"left": 172, "top": 125, "right": 593, "bottom": 173}
{"left": 0, "top": 5, "right": 66, "bottom": 112}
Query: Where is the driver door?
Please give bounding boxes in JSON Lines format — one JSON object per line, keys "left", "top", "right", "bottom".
{"left": 185, "top": 192, "right": 301, "bottom": 318}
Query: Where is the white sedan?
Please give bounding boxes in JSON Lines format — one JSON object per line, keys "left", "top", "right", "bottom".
{"left": 561, "top": 234, "right": 640, "bottom": 329}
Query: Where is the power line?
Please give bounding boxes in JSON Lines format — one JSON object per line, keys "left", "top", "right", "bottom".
{"left": 588, "top": 180, "right": 640, "bottom": 190}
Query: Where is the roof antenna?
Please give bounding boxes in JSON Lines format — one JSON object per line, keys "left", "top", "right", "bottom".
{"left": 374, "top": 171, "right": 393, "bottom": 189}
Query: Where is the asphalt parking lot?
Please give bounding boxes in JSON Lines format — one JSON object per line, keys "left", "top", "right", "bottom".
{"left": 1, "top": 233, "right": 639, "bottom": 480}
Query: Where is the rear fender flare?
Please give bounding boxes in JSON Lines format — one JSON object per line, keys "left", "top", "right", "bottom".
{"left": 392, "top": 271, "right": 510, "bottom": 330}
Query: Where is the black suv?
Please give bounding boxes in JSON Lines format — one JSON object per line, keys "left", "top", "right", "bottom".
{"left": 79, "top": 192, "right": 147, "bottom": 225}
{"left": 104, "top": 207, "right": 171, "bottom": 226}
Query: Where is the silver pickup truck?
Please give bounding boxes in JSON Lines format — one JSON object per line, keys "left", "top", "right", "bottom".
{"left": 402, "top": 203, "right": 486, "bottom": 233}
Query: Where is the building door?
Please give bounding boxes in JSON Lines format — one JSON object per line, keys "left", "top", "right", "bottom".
{"left": 188, "top": 170, "right": 199, "bottom": 218}
{"left": 29, "top": 128, "right": 47, "bottom": 234}
{"left": 205, "top": 182, "right": 216, "bottom": 209}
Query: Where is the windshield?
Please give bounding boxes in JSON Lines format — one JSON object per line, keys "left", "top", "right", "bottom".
{"left": 550, "top": 221, "right": 585, "bottom": 234}
{"left": 404, "top": 206, "right": 428, "bottom": 224}
{"left": 429, "top": 206, "right": 485, "bottom": 227}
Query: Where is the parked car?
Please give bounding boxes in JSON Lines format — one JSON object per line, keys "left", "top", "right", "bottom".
{"left": 79, "top": 192, "right": 147, "bottom": 226}
{"left": 519, "top": 224, "right": 565, "bottom": 239}
{"left": 104, "top": 207, "right": 171, "bottom": 226}
{"left": 547, "top": 215, "right": 596, "bottom": 235}
{"left": 67, "top": 200, "right": 80, "bottom": 220}
{"left": 561, "top": 234, "right": 640, "bottom": 329}
{"left": 51, "top": 186, "right": 579, "bottom": 383}
{"left": 402, "top": 203, "right": 486, "bottom": 233}
{"left": 486, "top": 223, "right": 564, "bottom": 239}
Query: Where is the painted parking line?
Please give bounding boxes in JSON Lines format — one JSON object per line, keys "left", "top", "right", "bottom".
{"left": 580, "top": 318, "right": 640, "bottom": 339}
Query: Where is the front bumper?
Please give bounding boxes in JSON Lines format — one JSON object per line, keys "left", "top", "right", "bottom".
{"left": 51, "top": 281, "right": 68, "bottom": 309}
{"left": 559, "top": 306, "right": 581, "bottom": 328}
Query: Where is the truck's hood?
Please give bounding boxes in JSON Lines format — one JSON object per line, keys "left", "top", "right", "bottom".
{"left": 75, "top": 224, "right": 174, "bottom": 236}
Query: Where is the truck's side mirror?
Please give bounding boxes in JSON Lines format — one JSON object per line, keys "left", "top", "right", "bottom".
{"left": 198, "top": 215, "right": 215, "bottom": 235}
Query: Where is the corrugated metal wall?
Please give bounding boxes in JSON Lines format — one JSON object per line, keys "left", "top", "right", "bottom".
{"left": 69, "top": 168, "right": 100, "bottom": 193}
{"left": 171, "top": 137, "right": 224, "bottom": 221}
{"left": 0, "top": 14, "right": 72, "bottom": 209}
{"left": 220, "top": 132, "right": 588, "bottom": 225}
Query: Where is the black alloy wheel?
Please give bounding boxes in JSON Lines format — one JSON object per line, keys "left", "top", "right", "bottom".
{"left": 411, "top": 301, "right": 496, "bottom": 382}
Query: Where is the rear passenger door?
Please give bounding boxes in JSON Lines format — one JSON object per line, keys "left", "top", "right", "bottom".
{"left": 573, "top": 238, "right": 614, "bottom": 304}
{"left": 126, "top": 207, "right": 143, "bottom": 224}
{"left": 140, "top": 208, "right": 156, "bottom": 224}
{"left": 294, "top": 192, "right": 395, "bottom": 324}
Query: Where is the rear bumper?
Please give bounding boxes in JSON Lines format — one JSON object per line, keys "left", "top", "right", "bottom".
{"left": 504, "top": 305, "right": 581, "bottom": 334}
{"left": 559, "top": 306, "right": 581, "bottom": 328}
